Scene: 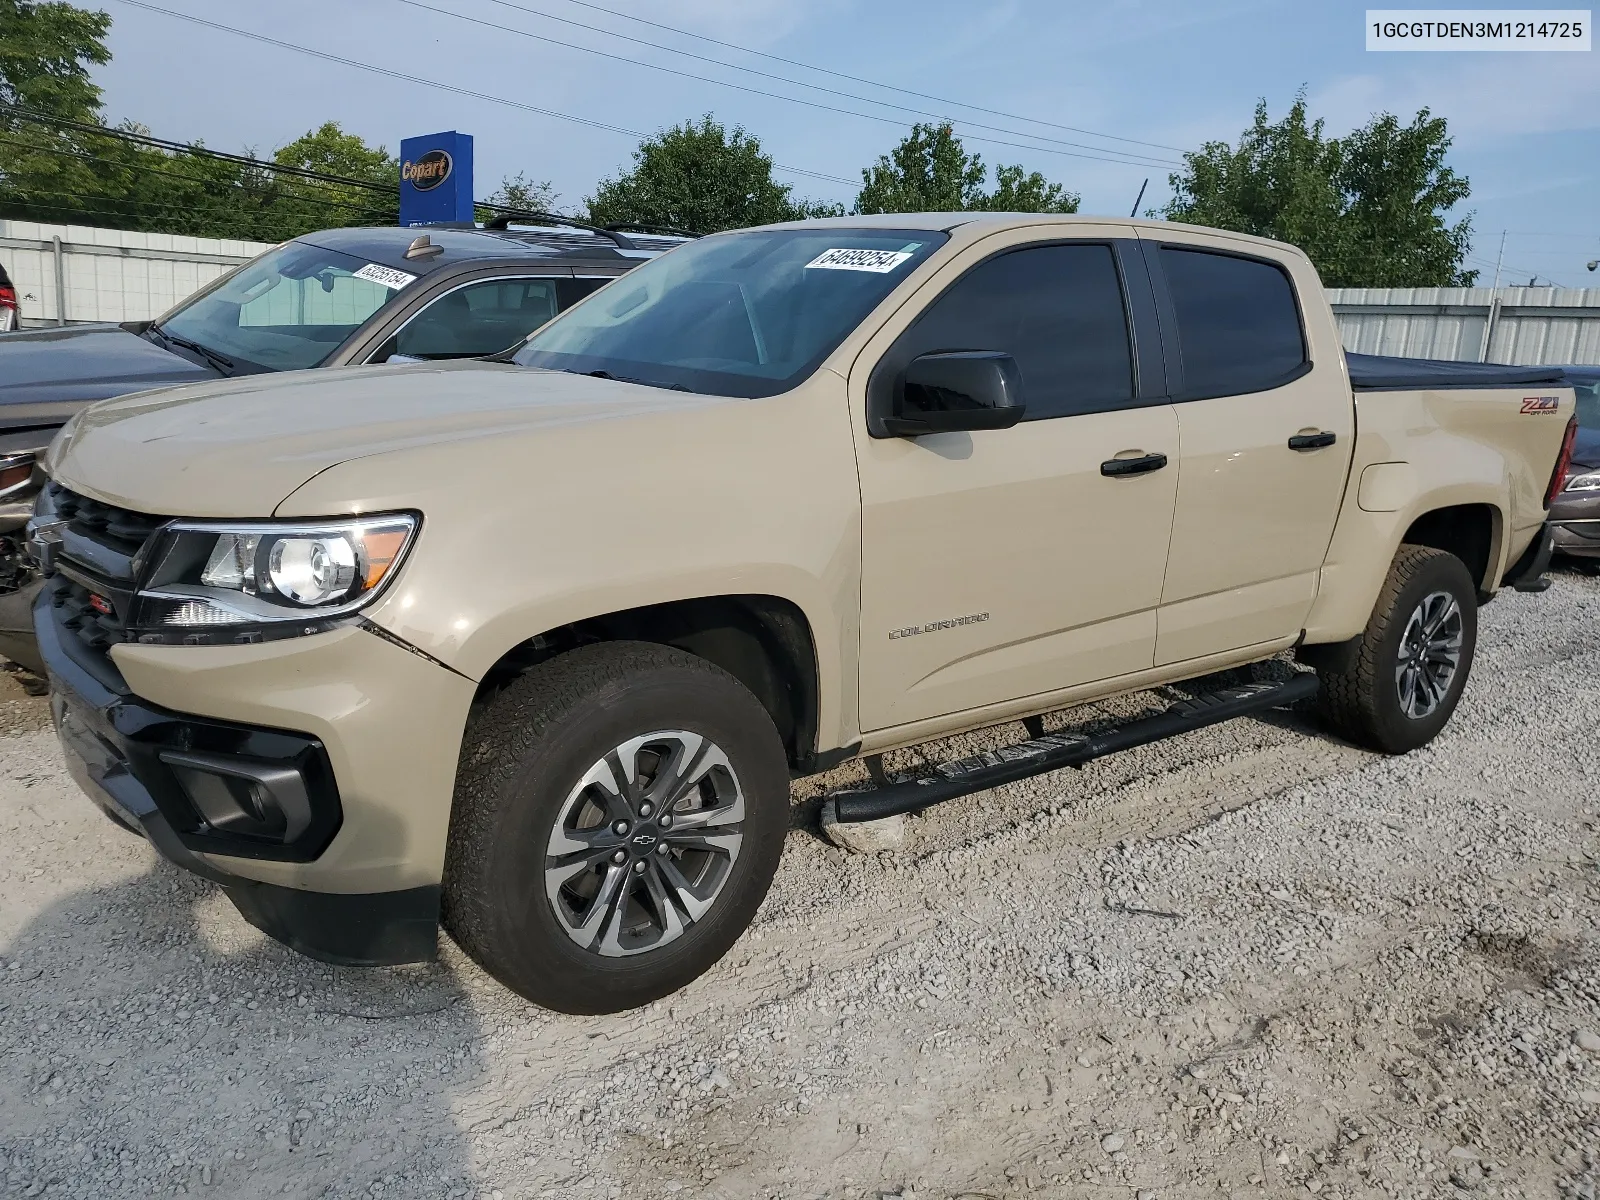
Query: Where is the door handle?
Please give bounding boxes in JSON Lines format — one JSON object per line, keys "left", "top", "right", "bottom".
{"left": 1288, "top": 431, "right": 1337, "bottom": 451}
{"left": 1100, "top": 452, "right": 1169, "bottom": 477}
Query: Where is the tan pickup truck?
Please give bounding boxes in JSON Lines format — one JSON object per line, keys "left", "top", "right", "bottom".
{"left": 30, "top": 214, "right": 1578, "bottom": 1014}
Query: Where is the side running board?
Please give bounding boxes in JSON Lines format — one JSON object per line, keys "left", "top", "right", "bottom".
{"left": 831, "top": 674, "right": 1320, "bottom": 824}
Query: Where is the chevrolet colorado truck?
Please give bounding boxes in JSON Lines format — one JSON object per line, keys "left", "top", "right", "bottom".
{"left": 31, "top": 215, "right": 1577, "bottom": 1015}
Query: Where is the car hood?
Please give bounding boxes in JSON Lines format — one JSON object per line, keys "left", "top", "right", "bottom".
{"left": 0, "top": 324, "right": 218, "bottom": 419}
{"left": 49, "top": 361, "right": 730, "bottom": 517}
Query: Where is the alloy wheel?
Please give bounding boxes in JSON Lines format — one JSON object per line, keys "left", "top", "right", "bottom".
{"left": 1394, "top": 590, "right": 1463, "bottom": 719}
{"left": 544, "top": 730, "right": 745, "bottom": 957}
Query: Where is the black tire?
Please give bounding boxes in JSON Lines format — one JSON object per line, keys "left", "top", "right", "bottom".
{"left": 1306, "top": 544, "right": 1479, "bottom": 754}
{"left": 443, "top": 641, "right": 790, "bottom": 1014}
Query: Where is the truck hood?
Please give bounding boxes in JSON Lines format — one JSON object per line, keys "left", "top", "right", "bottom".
{"left": 0, "top": 324, "right": 218, "bottom": 413}
{"left": 49, "top": 361, "right": 728, "bottom": 517}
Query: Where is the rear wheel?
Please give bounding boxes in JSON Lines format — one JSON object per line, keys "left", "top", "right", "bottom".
{"left": 1306, "top": 544, "right": 1479, "bottom": 754}
{"left": 443, "top": 642, "right": 790, "bottom": 1014}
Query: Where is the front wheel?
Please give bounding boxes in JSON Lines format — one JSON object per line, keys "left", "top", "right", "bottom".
{"left": 443, "top": 642, "right": 790, "bottom": 1014}
{"left": 1306, "top": 544, "right": 1479, "bottom": 754}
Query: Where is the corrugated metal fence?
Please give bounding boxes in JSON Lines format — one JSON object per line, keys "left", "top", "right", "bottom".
{"left": 0, "top": 220, "right": 271, "bottom": 327}
{"left": 1328, "top": 286, "right": 1600, "bottom": 366}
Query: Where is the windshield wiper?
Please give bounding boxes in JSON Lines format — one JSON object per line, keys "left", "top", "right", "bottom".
{"left": 567, "top": 368, "right": 691, "bottom": 392}
{"left": 149, "top": 324, "right": 237, "bottom": 376}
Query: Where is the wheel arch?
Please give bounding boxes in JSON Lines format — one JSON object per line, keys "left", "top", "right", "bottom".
{"left": 1304, "top": 485, "right": 1507, "bottom": 645}
{"left": 472, "top": 594, "right": 827, "bottom": 773}
{"left": 1401, "top": 501, "right": 1503, "bottom": 597}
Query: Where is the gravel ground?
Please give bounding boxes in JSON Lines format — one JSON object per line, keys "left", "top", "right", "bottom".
{"left": 3, "top": 568, "right": 1599, "bottom": 1200}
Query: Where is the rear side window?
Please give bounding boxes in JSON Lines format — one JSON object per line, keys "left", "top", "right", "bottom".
{"left": 895, "top": 243, "right": 1134, "bottom": 420}
{"left": 1159, "top": 247, "right": 1306, "bottom": 399}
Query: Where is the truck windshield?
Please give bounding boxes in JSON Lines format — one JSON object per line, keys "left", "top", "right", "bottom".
{"left": 513, "top": 228, "right": 948, "bottom": 397}
{"left": 153, "top": 240, "right": 407, "bottom": 373}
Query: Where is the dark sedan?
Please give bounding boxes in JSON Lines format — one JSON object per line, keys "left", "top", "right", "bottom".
{"left": 1550, "top": 366, "right": 1600, "bottom": 567}
{"left": 0, "top": 218, "right": 685, "bottom": 670}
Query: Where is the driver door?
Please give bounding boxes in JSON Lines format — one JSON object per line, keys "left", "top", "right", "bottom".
{"left": 852, "top": 227, "right": 1180, "bottom": 732}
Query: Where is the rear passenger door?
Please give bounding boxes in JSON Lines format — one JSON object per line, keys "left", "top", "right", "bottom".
{"left": 1143, "top": 232, "right": 1354, "bottom": 666}
{"left": 853, "top": 229, "right": 1180, "bottom": 731}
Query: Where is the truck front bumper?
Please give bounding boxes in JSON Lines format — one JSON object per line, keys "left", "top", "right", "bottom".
{"left": 36, "top": 587, "right": 475, "bottom": 965}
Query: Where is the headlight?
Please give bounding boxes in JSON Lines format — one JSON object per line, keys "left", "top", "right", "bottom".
{"left": 131, "top": 514, "right": 418, "bottom": 640}
{"left": 1565, "top": 471, "right": 1600, "bottom": 492}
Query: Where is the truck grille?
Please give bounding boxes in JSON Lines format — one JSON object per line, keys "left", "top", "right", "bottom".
{"left": 48, "top": 482, "right": 167, "bottom": 557}
{"left": 42, "top": 483, "right": 170, "bottom": 680}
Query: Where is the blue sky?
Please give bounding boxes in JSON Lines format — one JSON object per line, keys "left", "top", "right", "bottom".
{"left": 95, "top": 0, "right": 1598, "bottom": 284}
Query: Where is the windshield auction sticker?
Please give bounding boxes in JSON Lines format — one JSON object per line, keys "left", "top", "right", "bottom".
{"left": 1367, "top": 9, "right": 1590, "bottom": 49}
{"left": 805, "top": 248, "right": 915, "bottom": 273}
{"left": 352, "top": 263, "right": 419, "bottom": 290}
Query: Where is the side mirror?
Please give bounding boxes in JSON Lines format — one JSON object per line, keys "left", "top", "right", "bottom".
{"left": 385, "top": 353, "right": 425, "bottom": 365}
{"left": 882, "top": 351, "right": 1025, "bottom": 437}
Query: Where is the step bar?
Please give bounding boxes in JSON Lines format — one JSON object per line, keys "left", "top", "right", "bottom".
{"left": 831, "top": 674, "right": 1321, "bottom": 824}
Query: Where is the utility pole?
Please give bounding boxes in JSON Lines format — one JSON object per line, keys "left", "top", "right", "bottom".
{"left": 1490, "top": 231, "right": 1506, "bottom": 289}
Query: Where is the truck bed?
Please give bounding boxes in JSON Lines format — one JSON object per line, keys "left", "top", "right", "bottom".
{"left": 1345, "top": 352, "right": 1569, "bottom": 391}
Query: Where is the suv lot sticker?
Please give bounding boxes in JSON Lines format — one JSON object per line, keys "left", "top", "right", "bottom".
{"left": 805, "top": 248, "right": 914, "bottom": 273}
{"left": 1520, "top": 395, "right": 1560, "bottom": 414}
{"left": 352, "top": 264, "right": 418, "bottom": 291}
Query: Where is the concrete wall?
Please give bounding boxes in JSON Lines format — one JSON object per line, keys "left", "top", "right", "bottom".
{"left": 0, "top": 220, "right": 272, "bottom": 327}
{"left": 1329, "top": 286, "right": 1600, "bottom": 366}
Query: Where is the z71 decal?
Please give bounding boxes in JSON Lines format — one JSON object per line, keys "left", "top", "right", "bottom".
{"left": 1521, "top": 395, "right": 1560, "bottom": 414}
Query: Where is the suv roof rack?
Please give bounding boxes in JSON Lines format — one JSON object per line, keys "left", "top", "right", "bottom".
{"left": 482, "top": 211, "right": 636, "bottom": 250}
{"left": 604, "top": 221, "right": 701, "bottom": 240}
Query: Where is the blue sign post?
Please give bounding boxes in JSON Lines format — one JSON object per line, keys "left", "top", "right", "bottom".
{"left": 399, "top": 131, "right": 474, "bottom": 226}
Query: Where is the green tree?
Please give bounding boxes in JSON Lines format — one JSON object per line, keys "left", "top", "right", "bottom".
{"left": 0, "top": 1, "right": 401, "bottom": 238}
{"left": 485, "top": 170, "right": 558, "bottom": 215}
{"left": 587, "top": 116, "right": 840, "bottom": 234}
{"left": 0, "top": 0, "right": 112, "bottom": 225}
{"left": 1161, "top": 95, "right": 1474, "bottom": 286}
{"left": 854, "top": 123, "right": 1078, "bottom": 215}
{"left": 264, "top": 120, "right": 398, "bottom": 234}
{"left": 0, "top": 0, "right": 109, "bottom": 121}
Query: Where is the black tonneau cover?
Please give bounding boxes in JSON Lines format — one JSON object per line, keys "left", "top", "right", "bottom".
{"left": 1345, "top": 351, "right": 1569, "bottom": 391}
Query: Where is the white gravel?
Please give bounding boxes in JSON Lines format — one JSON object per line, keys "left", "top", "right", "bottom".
{"left": 3, "top": 568, "right": 1599, "bottom": 1199}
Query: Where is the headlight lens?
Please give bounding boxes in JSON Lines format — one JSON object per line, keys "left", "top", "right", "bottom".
{"left": 133, "top": 514, "right": 418, "bottom": 638}
{"left": 1565, "top": 471, "right": 1600, "bottom": 492}
{"left": 268, "top": 536, "right": 358, "bottom": 605}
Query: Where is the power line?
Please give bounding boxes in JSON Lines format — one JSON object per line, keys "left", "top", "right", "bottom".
{"left": 1463, "top": 253, "right": 1566, "bottom": 287}
{"left": 543, "top": 0, "right": 1190, "bottom": 154}
{"left": 0, "top": 133, "right": 399, "bottom": 218}
{"left": 105, "top": 0, "right": 860, "bottom": 188}
{"left": 2, "top": 102, "right": 399, "bottom": 195}
{"left": 451, "top": 0, "right": 1184, "bottom": 167}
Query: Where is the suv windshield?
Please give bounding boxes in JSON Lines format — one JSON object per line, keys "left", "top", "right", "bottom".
{"left": 513, "top": 228, "right": 948, "bottom": 397}
{"left": 154, "top": 240, "right": 410, "bottom": 373}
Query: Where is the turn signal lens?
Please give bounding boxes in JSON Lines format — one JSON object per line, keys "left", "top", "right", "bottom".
{"left": 358, "top": 528, "right": 408, "bottom": 590}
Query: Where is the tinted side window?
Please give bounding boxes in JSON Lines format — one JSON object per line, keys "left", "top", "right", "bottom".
{"left": 1159, "top": 247, "right": 1306, "bottom": 399}
{"left": 896, "top": 244, "right": 1134, "bottom": 421}
{"left": 374, "top": 277, "right": 564, "bottom": 361}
